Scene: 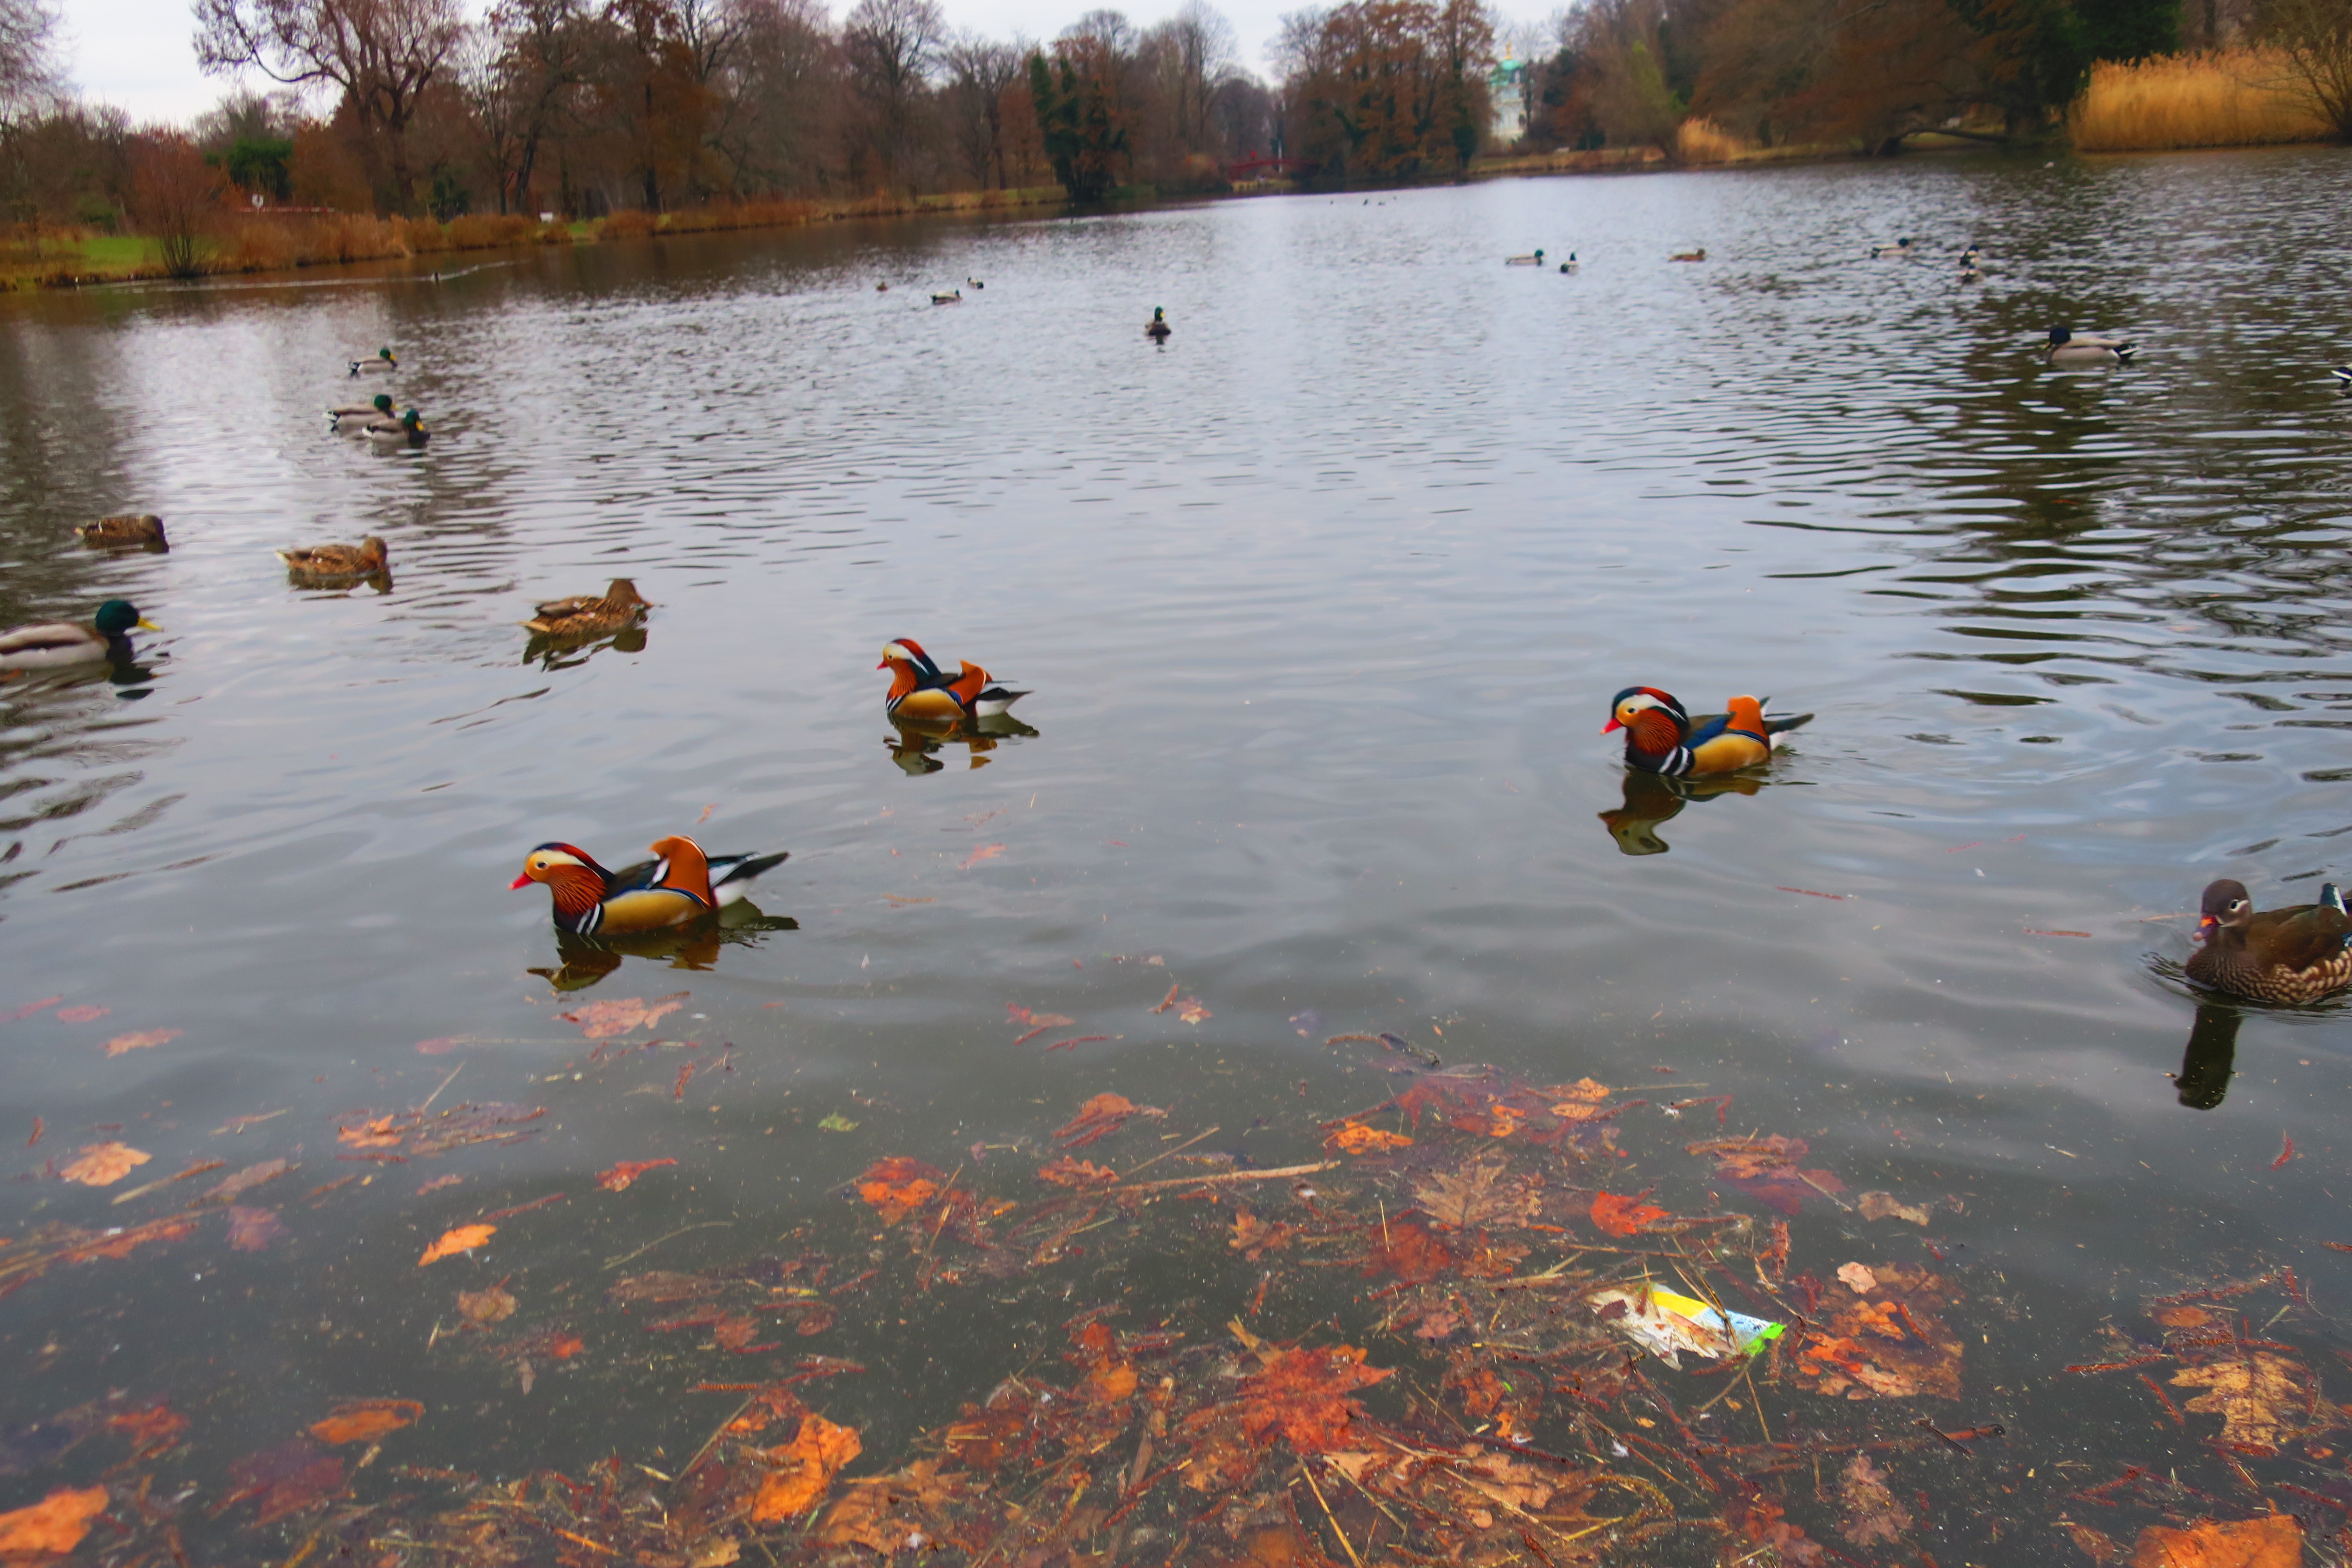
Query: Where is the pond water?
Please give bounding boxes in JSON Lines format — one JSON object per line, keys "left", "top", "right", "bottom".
{"left": 6, "top": 144, "right": 2352, "bottom": 1564}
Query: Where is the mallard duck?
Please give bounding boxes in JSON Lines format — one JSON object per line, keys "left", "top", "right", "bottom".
{"left": 348, "top": 347, "right": 397, "bottom": 376}
{"left": 512, "top": 836, "right": 790, "bottom": 935}
{"left": 2045, "top": 326, "right": 2134, "bottom": 366}
{"left": 2187, "top": 879, "right": 2352, "bottom": 1004}
{"left": 74, "top": 514, "right": 167, "bottom": 548}
{"left": 1671, "top": 247, "right": 1706, "bottom": 263}
{"left": 1557, "top": 252, "right": 1580, "bottom": 273}
{"left": 876, "top": 282, "right": 889, "bottom": 292}
{"left": 967, "top": 277, "right": 985, "bottom": 289}
{"left": 1145, "top": 307, "right": 1171, "bottom": 341}
{"left": 931, "top": 290, "right": 962, "bottom": 305}
{"left": 1505, "top": 249, "right": 1545, "bottom": 265}
{"left": 278, "top": 535, "right": 389, "bottom": 576}
{"left": 363, "top": 409, "right": 429, "bottom": 447}
{"left": 329, "top": 394, "right": 395, "bottom": 432}
{"left": 523, "top": 579, "right": 651, "bottom": 637}
{"left": 0, "top": 600, "right": 159, "bottom": 671}
{"left": 1868, "top": 236, "right": 1914, "bottom": 259}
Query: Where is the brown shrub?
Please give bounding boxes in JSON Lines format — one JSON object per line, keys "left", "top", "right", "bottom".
{"left": 2070, "top": 50, "right": 2331, "bottom": 150}
{"left": 599, "top": 209, "right": 659, "bottom": 239}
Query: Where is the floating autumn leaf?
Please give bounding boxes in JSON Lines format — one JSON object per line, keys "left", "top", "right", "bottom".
{"left": 1837, "top": 1262, "right": 1879, "bottom": 1294}
{"left": 556, "top": 992, "right": 688, "bottom": 1041}
{"left": 458, "top": 1284, "right": 517, "bottom": 1326}
{"left": 1547, "top": 1077, "right": 1612, "bottom": 1109}
{"left": 1230, "top": 1344, "right": 1393, "bottom": 1454}
{"left": 108, "top": 1401, "right": 190, "bottom": 1454}
{"left": 224, "top": 1439, "right": 343, "bottom": 1524}
{"left": 2171, "top": 1352, "right": 2318, "bottom": 1452}
{"left": 1375, "top": 1069, "right": 1628, "bottom": 1155}
{"left": 1007, "top": 1003, "right": 1075, "bottom": 1046}
{"left": 309, "top": 1399, "right": 423, "bottom": 1446}
{"left": 101, "top": 1027, "right": 179, "bottom": 1057}
{"left": 418, "top": 1223, "right": 496, "bottom": 1266}
{"left": 1362, "top": 1216, "right": 1452, "bottom": 1285}
{"left": 958, "top": 843, "right": 1005, "bottom": 870}
{"left": 1036, "top": 1156, "right": 1118, "bottom": 1188}
{"left": 1858, "top": 1191, "right": 1932, "bottom": 1226}
{"left": 596, "top": 1158, "right": 678, "bottom": 1191}
{"left": 52, "top": 1005, "right": 108, "bottom": 1023}
{"left": 1838, "top": 1453, "right": 1912, "bottom": 1546}
{"left": 1229, "top": 1207, "right": 1294, "bottom": 1259}
{"left": 855, "top": 1157, "right": 947, "bottom": 1224}
{"left": 337, "top": 1116, "right": 406, "bottom": 1149}
{"left": 1414, "top": 1160, "right": 1535, "bottom": 1230}
{"left": 60, "top": 1142, "right": 150, "bottom": 1187}
{"left": 1053, "top": 1092, "right": 1164, "bottom": 1148}
{"left": 197, "top": 1158, "right": 296, "bottom": 1207}
{"left": 1793, "top": 1262, "right": 1963, "bottom": 1400}
{"left": 1, "top": 995, "right": 61, "bottom": 1023}
{"left": 1589, "top": 1189, "right": 1668, "bottom": 1237}
{"left": 0, "top": 1485, "right": 109, "bottom": 1559}
{"left": 1176, "top": 996, "right": 1211, "bottom": 1023}
{"left": 749, "top": 1414, "right": 863, "bottom": 1522}
{"left": 2132, "top": 1515, "right": 2301, "bottom": 1568}
{"left": 226, "top": 1206, "right": 290, "bottom": 1252}
{"left": 1688, "top": 1134, "right": 1846, "bottom": 1215}
{"left": 1324, "top": 1121, "right": 1412, "bottom": 1154}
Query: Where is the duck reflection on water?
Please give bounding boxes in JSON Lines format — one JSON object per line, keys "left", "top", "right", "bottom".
{"left": 886, "top": 711, "right": 1040, "bottom": 775}
{"left": 2173, "top": 1001, "right": 2243, "bottom": 1110}
{"left": 530, "top": 905, "right": 800, "bottom": 991}
{"left": 1597, "top": 770, "right": 1761, "bottom": 856}
{"left": 527, "top": 621, "right": 648, "bottom": 670}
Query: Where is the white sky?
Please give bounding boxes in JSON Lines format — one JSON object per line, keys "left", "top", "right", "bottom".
{"left": 59, "top": 0, "right": 1550, "bottom": 128}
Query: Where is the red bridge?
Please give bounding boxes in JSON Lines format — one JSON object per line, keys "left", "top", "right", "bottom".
{"left": 1225, "top": 154, "right": 1318, "bottom": 183}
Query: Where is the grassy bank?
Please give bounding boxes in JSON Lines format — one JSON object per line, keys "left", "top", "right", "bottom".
{"left": 0, "top": 184, "right": 1071, "bottom": 294}
{"left": 2070, "top": 50, "right": 2330, "bottom": 151}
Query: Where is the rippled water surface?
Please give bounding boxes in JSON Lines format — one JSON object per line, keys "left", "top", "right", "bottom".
{"left": 8, "top": 146, "right": 2352, "bottom": 1561}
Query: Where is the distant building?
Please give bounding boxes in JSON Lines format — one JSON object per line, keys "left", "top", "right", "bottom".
{"left": 1490, "top": 58, "right": 1530, "bottom": 144}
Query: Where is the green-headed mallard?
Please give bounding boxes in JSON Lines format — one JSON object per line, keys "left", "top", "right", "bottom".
{"left": 1505, "top": 248, "right": 1545, "bottom": 265}
{"left": 349, "top": 347, "right": 397, "bottom": 376}
{"left": 329, "top": 394, "right": 395, "bottom": 432}
{"left": 0, "top": 599, "right": 159, "bottom": 671}
{"left": 1557, "top": 252, "right": 1580, "bottom": 273}
{"left": 1868, "top": 236, "right": 1915, "bottom": 259}
{"left": 931, "top": 289, "right": 962, "bottom": 305}
{"left": 2045, "top": 326, "right": 2135, "bottom": 366}
{"left": 363, "top": 409, "right": 429, "bottom": 447}
{"left": 74, "top": 514, "right": 167, "bottom": 548}
{"left": 278, "top": 535, "right": 389, "bottom": 576}
{"left": 523, "top": 578, "right": 651, "bottom": 637}
{"left": 1145, "top": 307, "right": 1171, "bottom": 341}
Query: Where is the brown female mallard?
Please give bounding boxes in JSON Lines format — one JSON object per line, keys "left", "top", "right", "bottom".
{"left": 74, "top": 514, "right": 167, "bottom": 549}
{"left": 278, "top": 535, "right": 389, "bottom": 576}
{"left": 523, "top": 579, "right": 651, "bottom": 637}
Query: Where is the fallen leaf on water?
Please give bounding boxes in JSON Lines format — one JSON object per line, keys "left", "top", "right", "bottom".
{"left": 596, "top": 1158, "right": 679, "bottom": 1192}
{"left": 418, "top": 1224, "right": 496, "bottom": 1265}
{"left": 26, "top": 1116, "right": 40, "bottom": 1147}
{"left": 2273, "top": 1134, "right": 2295, "bottom": 1170}
{"left": 1324, "top": 1121, "right": 1412, "bottom": 1154}
{"left": 2132, "top": 1514, "right": 2301, "bottom": 1568}
{"left": 337, "top": 1116, "right": 406, "bottom": 1149}
{"left": 224, "top": 1439, "right": 342, "bottom": 1524}
{"left": 2, "top": 996, "right": 62, "bottom": 1023}
{"left": 1007, "top": 1002, "right": 1076, "bottom": 1044}
{"left": 227, "top": 1206, "right": 290, "bottom": 1252}
{"left": 818, "top": 1114, "right": 858, "bottom": 1132}
{"left": 2170, "top": 1351, "right": 2315, "bottom": 1451}
{"left": 1858, "top": 1191, "right": 1932, "bottom": 1226}
{"left": 1229, "top": 1207, "right": 1294, "bottom": 1259}
{"left": 108, "top": 1401, "right": 190, "bottom": 1453}
{"left": 1148, "top": 982, "right": 1181, "bottom": 1014}
{"left": 458, "top": 1285, "right": 517, "bottom": 1326}
{"left": 197, "top": 1158, "right": 296, "bottom": 1206}
{"left": 309, "top": 1399, "right": 423, "bottom": 1445}
{"left": 1414, "top": 1159, "right": 1533, "bottom": 1230}
{"left": 413, "top": 1036, "right": 465, "bottom": 1055}
{"left": 957, "top": 843, "right": 1005, "bottom": 870}
{"left": 857, "top": 1156, "right": 950, "bottom": 1223}
{"left": 2067, "top": 1522, "right": 2122, "bottom": 1563}
{"left": 1689, "top": 1133, "right": 1845, "bottom": 1215}
{"left": 1036, "top": 1157, "right": 1118, "bottom": 1188}
{"left": 102, "top": 1028, "right": 180, "bottom": 1057}
{"left": 1053, "top": 1092, "right": 1164, "bottom": 1148}
{"left": 1230, "top": 1344, "right": 1393, "bottom": 1453}
{"left": 52, "top": 1005, "right": 108, "bottom": 1023}
{"left": 0, "top": 1485, "right": 110, "bottom": 1559}
{"left": 1176, "top": 996, "right": 1211, "bottom": 1023}
{"left": 749, "top": 1414, "right": 863, "bottom": 1522}
{"left": 1589, "top": 1189, "right": 1668, "bottom": 1237}
{"left": 556, "top": 992, "right": 688, "bottom": 1040}
{"left": 1794, "top": 1262, "right": 1963, "bottom": 1400}
{"left": 1837, "top": 1262, "right": 1879, "bottom": 1294}
{"left": 60, "top": 1142, "right": 150, "bottom": 1186}
{"left": 1838, "top": 1453, "right": 1912, "bottom": 1546}
{"left": 416, "top": 1174, "right": 462, "bottom": 1195}
{"left": 1363, "top": 1215, "right": 1453, "bottom": 1285}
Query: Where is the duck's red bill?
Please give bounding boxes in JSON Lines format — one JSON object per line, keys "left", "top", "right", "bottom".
{"left": 1601, "top": 718, "right": 1623, "bottom": 734}
{"left": 509, "top": 872, "right": 533, "bottom": 889}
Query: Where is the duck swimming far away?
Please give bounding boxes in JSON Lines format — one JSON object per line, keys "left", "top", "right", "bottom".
{"left": 0, "top": 599, "right": 160, "bottom": 671}
{"left": 931, "top": 289, "right": 962, "bottom": 305}
{"left": 349, "top": 347, "right": 397, "bottom": 376}
{"left": 2185, "top": 879, "right": 2352, "bottom": 1004}
{"left": 73, "top": 514, "right": 167, "bottom": 548}
{"left": 512, "top": 836, "right": 790, "bottom": 935}
{"left": 1603, "top": 686, "right": 1813, "bottom": 776}
{"left": 1505, "top": 248, "right": 1544, "bottom": 265}
{"left": 879, "top": 637, "right": 1029, "bottom": 721}
{"left": 2045, "top": 326, "right": 2135, "bottom": 365}
{"left": 1145, "top": 307, "right": 1171, "bottom": 340}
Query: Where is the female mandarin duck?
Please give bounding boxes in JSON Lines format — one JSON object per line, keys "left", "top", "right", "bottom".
{"left": 523, "top": 579, "right": 650, "bottom": 638}
{"left": 74, "top": 513, "right": 167, "bottom": 548}
{"left": 2185, "top": 879, "right": 2352, "bottom": 1004}
{"left": 878, "top": 637, "right": 1029, "bottom": 720}
{"left": 0, "top": 600, "right": 160, "bottom": 671}
{"left": 512, "top": 835, "right": 790, "bottom": 935}
{"left": 1603, "top": 687, "right": 1812, "bottom": 776}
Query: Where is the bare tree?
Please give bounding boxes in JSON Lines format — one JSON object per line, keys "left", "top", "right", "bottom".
{"left": 940, "top": 30, "right": 1022, "bottom": 185}
{"left": 1155, "top": 0, "right": 1236, "bottom": 144}
{"left": 2256, "top": 0, "right": 2352, "bottom": 136}
{"left": 842, "top": 0, "right": 942, "bottom": 186}
{"left": 710, "top": 0, "right": 834, "bottom": 193}
{"left": 0, "top": 0, "right": 61, "bottom": 134}
{"left": 193, "top": 0, "right": 467, "bottom": 214}
{"left": 129, "top": 132, "right": 222, "bottom": 275}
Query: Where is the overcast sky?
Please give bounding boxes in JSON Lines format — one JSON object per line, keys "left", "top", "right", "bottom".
{"left": 59, "top": 0, "right": 1550, "bottom": 126}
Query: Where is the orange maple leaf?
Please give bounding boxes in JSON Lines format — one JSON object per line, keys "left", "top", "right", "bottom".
{"left": 1037, "top": 1157, "right": 1119, "bottom": 1188}
{"left": 855, "top": 1157, "right": 946, "bottom": 1224}
{"left": 59, "top": 1142, "right": 150, "bottom": 1186}
{"left": 749, "top": 1414, "right": 863, "bottom": 1522}
{"left": 0, "top": 1485, "right": 110, "bottom": 1559}
{"left": 102, "top": 1028, "right": 180, "bottom": 1057}
{"left": 309, "top": 1400, "right": 423, "bottom": 1446}
{"left": 958, "top": 843, "right": 1005, "bottom": 870}
{"left": 1325, "top": 1122, "right": 1412, "bottom": 1154}
{"left": 556, "top": 992, "right": 689, "bottom": 1041}
{"left": 107, "top": 1403, "right": 189, "bottom": 1452}
{"left": 1233, "top": 1346, "right": 1393, "bottom": 1453}
{"left": 596, "top": 1158, "right": 678, "bottom": 1192}
{"left": 337, "top": 1117, "right": 406, "bottom": 1149}
{"left": 1590, "top": 1190, "right": 1669, "bottom": 1237}
{"left": 418, "top": 1223, "right": 496, "bottom": 1265}
{"left": 2131, "top": 1514, "right": 2300, "bottom": 1568}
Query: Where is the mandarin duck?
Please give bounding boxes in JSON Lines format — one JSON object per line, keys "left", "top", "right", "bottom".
{"left": 1604, "top": 687, "right": 1812, "bottom": 777}
{"left": 349, "top": 347, "right": 397, "bottom": 375}
{"left": 74, "top": 514, "right": 166, "bottom": 548}
{"left": 279, "top": 535, "right": 389, "bottom": 576}
{"left": 329, "top": 394, "right": 395, "bottom": 431}
{"left": 2184, "top": 879, "right": 2352, "bottom": 1004}
{"left": 523, "top": 578, "right": 650, "bottom": 638}
{"left": 1145, "top": 308, "right": 1171, "bottom": 340}
{"left": 2045, "top": 326, "right": 2134, "bottom": 365}
{"left": 878, "top": 637, "right": 1029, "bottom": 720}
{"left": 0, "top": 600, "right": 159, "bottom": 671}
{"left": 512, "top": 836, "right": 790, "bottom": 935}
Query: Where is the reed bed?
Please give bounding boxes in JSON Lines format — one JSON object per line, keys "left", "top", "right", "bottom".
{"left": 1675, "top": 117, "right": 1759, "bottom": 164}
{"left": 2070, "top": 50, "right": 2330, "bottom": 150}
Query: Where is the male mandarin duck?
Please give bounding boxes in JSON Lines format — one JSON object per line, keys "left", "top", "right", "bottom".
{"left": 878, "top": 637, "right": 1029, "bottom": 721}
{"left": 74, "top": 514, "right": 166, "bottom": 548}
{"left": 2185, "top": 879, "right": 2352, "bottom": 1004}
{"left": 512, "top": 836, "right": 790, "bottom": 936}
{"left": 2045, "top": 326, "right": 2134, "bottom": 365}
{"left": 0, "top": 600, "right": 160, "bottom": 671}
{"left": 279, "top": 535, "right": 389, "bottom": 576}
{"left": 1603, "top": 687, "right": 1812, "bottom": 776}
{"left": 349, "top": 347, "right": 397, "bottom": 376}
{"left": 523, "top": 578, "right": 650, "bottom": 637}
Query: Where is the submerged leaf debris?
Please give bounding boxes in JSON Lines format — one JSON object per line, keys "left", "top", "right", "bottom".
{"left": 0, "top": 1053, "right": 2340, "bottom": 1565}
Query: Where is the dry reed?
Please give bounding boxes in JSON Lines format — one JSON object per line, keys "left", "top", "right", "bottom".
{"left": 2069, "top": 50, "right": 2330, "bottom": 150}
{"left": 1675, "top": 117, "right": 1759, "bottom": 164}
